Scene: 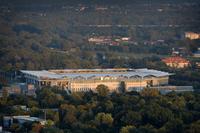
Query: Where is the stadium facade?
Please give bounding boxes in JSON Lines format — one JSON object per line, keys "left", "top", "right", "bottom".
{"left": 20, "top": 68, "right": 172, "bottom": 92}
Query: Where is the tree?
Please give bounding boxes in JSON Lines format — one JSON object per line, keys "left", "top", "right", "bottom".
{"left": 187, "top": 120, "right": 200, "bottom": 133}
{"left": 41, "top": 127, "right": 64, "bottom": 133}
{"left": 171, "top": 96, "right": 186, "bottom": 110}
{"left": 63, "top": 112, "right": 77, "bottom": 125}
{"left": 120, "top": 125, "right": 136, "bottom": 133}
{"left": 138, "top": 124, "right": 157, "bottom": 133}
{"left": 45, "top": 120, "right": 55, "bottom": 127}
{"left": 95, "top": 113, "right": 113, "bottom": 127}
{"left": 96, "top": 84, "right": 109, "bottom": 97}
{"left": 31, "top": 123, "right": 43, "bottom": 133}
{"left": 141, "top": 104, "right": 174, "bottom": 128}
{"left": 104, "top": 100, "right": 114, "bottom": 112}
{"left": 30, "top": 106, "right": 42, "bottom": 117}
{"left": 1, "top": 88, "right": 8, "bottom": 105}
{"left": 59, "top": 104, "right": 77, "bottom": 127}
{"left": 37, "top": 88, "right": 64, "bottom": 108}
{"left": 10, "top": 123, "right": 21, "bottom": 132}
{"left": 120, "top": 111, "right": 142, "bottom": 126}
{"left": 164, "top": 119, "right": 183, "bottom": 133}
{"left": 140, "top": 88, "right": 159, "bottom": 97}
{"left": 118, "top": 81, "right": 126, "bottom": 93}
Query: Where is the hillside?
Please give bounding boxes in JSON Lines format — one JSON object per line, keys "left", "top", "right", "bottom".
{"left": 0, "top": 0, "right": 200, "bottom": 70}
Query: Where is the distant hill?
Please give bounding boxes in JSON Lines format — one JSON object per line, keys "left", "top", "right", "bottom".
{"left": 0, "top": 0, "right": 199, "bottom": 71}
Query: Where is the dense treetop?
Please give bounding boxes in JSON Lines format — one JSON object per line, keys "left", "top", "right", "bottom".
{"left": 0, "top": 86, "right": 200, "bottom": 132}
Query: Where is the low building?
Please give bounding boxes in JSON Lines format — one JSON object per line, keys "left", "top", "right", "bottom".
{"left": 0, "top": 83, "right": 36, "bottom": 96}
{"left": 185, "top": 32, "right": 200, "bottom": 40}
{"left": 20, "top": 68, "right": 172, "bottom": 93}
{"left": 171, "top": 47, "right": 189, "bottom": 56}
{"left": 1, "top": 86, "right": 21, "bottom": 95}
{"left": 162, "top": 56, "right": 190, "bottom": 68}
{"left": 3, "top": 115, "right": 46, "bottom": 128}
{"left": 88, "top": 36, "right": 131, "bottom": 45}
{"left": 193, "top": 48, "right": 200, "bottom": 58}
{"left": 121, "top": 37, "right": 131, "bottom": 41}
{"left": 88, "top": 36, "right": 112, "bottom": 44}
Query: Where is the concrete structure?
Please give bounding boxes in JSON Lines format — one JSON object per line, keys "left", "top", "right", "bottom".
{"left": 185, "top": 32, "right": 200, "bottom": 40}
{"left": 1, "top": 86, "right": 21, "bottom": 95}
{"left": 162, "top": 56, "right": 190, "bottom": 68}
{"left": 21, "top": 68, "right": 172, "bottom": 93}
{"left": 3, "top": 116, "right": 46, "bottom": 128}
{"left": 150, "top": 86, "right": 194, "bottom": 94}
{"left": 0, "top": 83, "right": 36, "bottom": 96}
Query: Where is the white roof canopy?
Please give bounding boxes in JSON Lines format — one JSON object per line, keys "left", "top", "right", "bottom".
{"left": 21, "top": 68, "right": 171, "bottom": 80}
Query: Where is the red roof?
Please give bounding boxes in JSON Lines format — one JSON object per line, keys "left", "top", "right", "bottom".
{"left": 162, "top": 56, "right": 190, "bottom": 64}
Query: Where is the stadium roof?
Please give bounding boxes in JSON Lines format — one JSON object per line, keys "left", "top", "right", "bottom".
{"left": 20, "top": 68, "right": 171, "bottom": 79}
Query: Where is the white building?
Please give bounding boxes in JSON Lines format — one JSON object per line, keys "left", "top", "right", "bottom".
{"left": 21, "top": 68, "right": 172, "bottom": 93}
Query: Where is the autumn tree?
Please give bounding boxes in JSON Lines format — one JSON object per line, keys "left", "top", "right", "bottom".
{"left": 1, "top": 88, "right": 8, "bottom": 105}
{"left": 140, "top": 88, "right": 159, "bottom": 97}
{"left": 31, "top": 123, "right": 43, "bottom": 133}
{"left": 59, "top": 104, "right": 77, "bottom": 128}
{"left": 95, "top": 112, "right": 113, "bottom": 127}
{"left": 96, "top": 84, "right": 110, "bottom": 97}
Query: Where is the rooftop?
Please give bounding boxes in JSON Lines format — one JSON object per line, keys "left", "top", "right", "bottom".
{"left": 21, "top": 68, "right": 171, "bottom": 80}
{"left": 4, "top": 115, "right": 45, "bottom": 122}
{"left": 162, "top": 56, "right": 190, "bottom": 63}
{"left": 14, "top": 116, "right": 44, "bottom": 122}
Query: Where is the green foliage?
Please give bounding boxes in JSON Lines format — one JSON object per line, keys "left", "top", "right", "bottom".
{"left": 1, "top": 88, "right": 8, "bottom": 105}
{"left": 36, "top": 88, "right": 64, "bottom": 108}
{"left": 30, "top": 106, "right": 42, "bottom": 117}
{"left": 45, "top": 120, "right": 55, "bottom": 127}
{"left": 41, "top": 127, "right": 64, "bottom": 133}
{"left": 187, "top": 120, "right": 200, "bottom": 133}
{"left": 120, "top": 110, "right": 142, "bottom": 126}
{"left": 164, "top": 118, "right": 183, "bottom": 133}
{"left": 138, "top": 124, "right": 157, "bottom": 133}
{"left": 120, "top": 125, "right": 136, "bottom": 133}
{"left": 95, "top": 112, "right": 113, "bottom": 127}
{"left": 1, "top": 88, "right": 200, "bottom": 133}
{"left": 59, "top": 104, "right": 77, "bottom": 128}
{"left": 140, "top": 88, "right": 159, "bottom": 97}
{"left": 141, "top": 103, "right": 174, "bottom": 128}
